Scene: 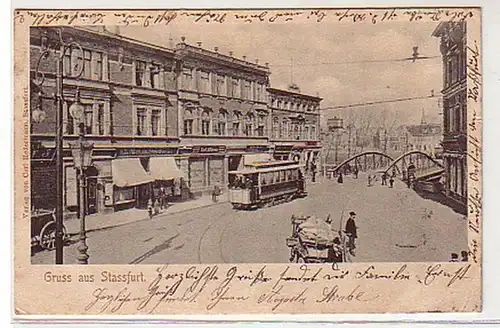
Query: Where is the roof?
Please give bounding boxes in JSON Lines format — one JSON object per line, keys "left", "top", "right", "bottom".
{"left": 267, "top": 87, "right": 323, "bottom": 102}
{"left": 406, "top": 123, "right": 442, "bottom": 137}
{"left": 229, "top": 164, "right": 304, "bottom": 175}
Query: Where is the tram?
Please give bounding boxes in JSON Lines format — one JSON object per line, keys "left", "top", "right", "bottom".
{"left": 228, "top": 160, "right": 307, "bottom": 210}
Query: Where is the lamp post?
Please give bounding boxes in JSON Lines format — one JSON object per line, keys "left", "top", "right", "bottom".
{"left": 32, "top": 28, "right": 84, "bottom": 264}
{"left": 68, "top": 90, "right": 94, "bottom": 265}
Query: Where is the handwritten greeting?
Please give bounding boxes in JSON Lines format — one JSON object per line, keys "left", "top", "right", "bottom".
{"left": 14, "top": 8, "right": 476, "bottom": 27}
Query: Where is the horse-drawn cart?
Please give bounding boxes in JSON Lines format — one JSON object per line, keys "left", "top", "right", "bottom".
{"left": 31, "top": 209, "right": 68, "bottom": 250}
{"left": 286, "top": 214, "right": 346, "bottom": 263}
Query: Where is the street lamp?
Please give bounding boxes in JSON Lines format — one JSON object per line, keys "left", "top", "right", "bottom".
{"left": 32, "top": 28, "right": 85, "bottom": 264}
{"left": 69, "top": 90, "right": 94, "bottom": 265}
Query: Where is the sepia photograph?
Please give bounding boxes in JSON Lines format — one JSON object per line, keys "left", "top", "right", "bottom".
{"left": 28, "top": 18, "right": 470, "bottom": 265}
{"left": 13, "top": 7, "right": 482, "bottom": 316}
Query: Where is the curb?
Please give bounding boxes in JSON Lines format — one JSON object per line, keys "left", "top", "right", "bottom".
{"left": 66, "top": 199, "right": 229, "bottom": 237}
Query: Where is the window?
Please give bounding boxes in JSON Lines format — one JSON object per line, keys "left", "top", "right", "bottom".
{"left": 230, "top": 78, "right": 239, "bottom": 98}
{"left": 182, "top": 68, "right": 193, "bottom": 90}
{"left": 311, "top": 126, "right": 316, "bottom": 140}
{"left": 216, "top": 111, "right": 227, "bottom": 136}
{"left": 65, "top": 48, "right": 101, "bottom": 80}
{"left": 151, "top": 110, "right": 161, "bottom": 136}
{"left": 216, "top": 75, "right": 225, "bottom": 96}
{"left": 201, "top": 111, "right": 211, "bottom": 135}
{"left": 199, "top": 71, "right": 210, "bottom": 93}
{"left": 96, "top": 104, "right": 104, "bottom": 135}
{"left": 243, "top": 80, "right": 251, "bottom": 99}
{"left": 232, "top": 112, "right": 241, "bottom": 136}
{"left": 92, "top": 52, "right": 103, "bottom": 80}
{"left": 305, "top": 126, "right": 310, "bottom": 140}
{"left": 84, "top": 105, "right": 93, "bottom": 134}
{"left": 272, "top": 117, "right": 279, "bottom": 139}
{"left": 184, "top": 108, "right": 194, "bottom": 135}
{"left": 136, "top": 108, "right": 147, "bottom": 136}
{"left": 282, "top": 119, "right": 288, "bottom": 139}
{"left": 150, "top": 64, "right": 161, "bottom": 89}
{"left": 245, "top": 114, "right": 254, "bottom": 136}
{"left": 257, "top": 115, "right": 265, "bottom": 136}
{"left": 135, "top": 60, "right": 147, "bottom": 87}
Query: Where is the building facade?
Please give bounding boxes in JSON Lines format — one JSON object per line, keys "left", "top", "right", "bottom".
{"left": 432, "top": 21, "right": 468, "bottom": 206}
{"left": 406, "top": 123, "right": 442, "bottom": 156}
{"left": 174, "top": 40, "right": 271, "bottom": 196}
{"left": 267, "top": 85, "right": 322, "bottom": 170}
{"left": 29, "top": 26, "right": 278, "bottom": 216}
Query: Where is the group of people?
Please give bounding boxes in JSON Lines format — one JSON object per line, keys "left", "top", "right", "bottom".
{"left": 450, "top": 251, "right": 469, "bottom": 262}
{"left": 147, "top": 186, "right": 169, "bottom": 218}
{"left": 325, "top": 211, "right": 358, "bottom": 261}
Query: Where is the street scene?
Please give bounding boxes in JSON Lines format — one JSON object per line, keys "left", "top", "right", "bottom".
{"left": 28, "top": 17, "right": 469, "bottom": 264}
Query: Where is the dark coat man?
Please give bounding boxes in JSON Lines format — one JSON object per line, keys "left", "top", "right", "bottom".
{"left": 345, "top": 211, "right": 358, "bottom": 238}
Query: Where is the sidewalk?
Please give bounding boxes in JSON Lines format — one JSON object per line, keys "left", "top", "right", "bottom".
{"left": 64, "top": 193, "right": 229, "bottom": 236}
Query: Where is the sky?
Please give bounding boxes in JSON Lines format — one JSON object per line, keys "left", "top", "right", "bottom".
{"left": 118, "top": 18, "right": 443, "bottom": 127}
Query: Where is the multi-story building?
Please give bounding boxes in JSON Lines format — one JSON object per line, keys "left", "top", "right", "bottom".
{"left": 432, "top": 21, "right": 468, "bottom": 206}
{"left": 268, "top": 84, "right": 322, "bottom": 170}
{"left": 29, "top": 26, "right": 275, "bottom": 216}
{"left": 30, "top": 26, "right": 182, "bottom": 216}
{"left": 174, "top": 39, "right": 271, "bottom": 196}
{"left": 406, "top": 123, "right": 442, "bottom": 156}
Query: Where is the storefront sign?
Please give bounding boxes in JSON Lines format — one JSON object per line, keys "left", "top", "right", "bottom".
{"left": 192, "top": 145, "right": 226, "bottom": 153}
{"left": 274, "top": 145, "right": 294, "bottom": 153}
{"left": 116, "top": 147, "right": 178, "bottom": 157}
{"left": 246, "top": 145, "right": 269, "bottom": 153}
{"left": 31, "top": 146, "right": 56, "bottom": 160}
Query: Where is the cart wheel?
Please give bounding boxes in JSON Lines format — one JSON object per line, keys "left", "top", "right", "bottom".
{"left": 39, "top": 222, "right": 67, "bottom": 250}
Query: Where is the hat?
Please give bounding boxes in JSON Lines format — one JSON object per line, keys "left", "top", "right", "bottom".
{"left": 349, "top": 211, "right": 356, "bottom": 216}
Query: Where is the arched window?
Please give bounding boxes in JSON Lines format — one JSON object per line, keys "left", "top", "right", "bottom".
{"left": 201, "top": 110, "right": 211, "bottom": 135}
{"left": 183, "top": 108, "right": 194, "bottom": 135}
{"left": 215, "top": 110, "right": 227, "bottom": 136}
{"left": 257, "top": 114, "right": 266, "bottom": 136}
{"left": 231, "top": 112, "right": 241, "bottom": 136}
{"left": 245, "top": 113, "right": 254, "bottom": 136}
{"left": 272, "top": 117, "right": 279, "bottom": 139}
{"left": 282, "top": 119, "right": 288, "bottom": 139}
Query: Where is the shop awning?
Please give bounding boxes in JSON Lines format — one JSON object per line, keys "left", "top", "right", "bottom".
{"left": 112, "top": 158, "right": 154, "bottom": 188}
{"left": 149, "top": 157, "right": 185, "bottom": 181}
{"left": 244, "top": 153, "right": 271, "bottom": 166}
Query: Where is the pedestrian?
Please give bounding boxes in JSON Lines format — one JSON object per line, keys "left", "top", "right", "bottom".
{"left": 328, "top": 237, "right": 343, "bottom": 263}
{"left": 147, "top": 198, "right": 154, "bottom": 219}
{"left": 345, "top": 211, "right": 358, "bottom": 256}
{"left": 159, "top": 186, "right": 166, "bottom": 209}
{"left": 449, "top": 253, "right": 459, "bottom": 262}
{"left": 154, "top": 198, "right": 161, "bottom": 215}
{"left": 381, "top": 172, "right": 387, "bottom": 185}
{"left": 337, "top": 172, "right": 343, "bottom": 184}
{"left": 389, "top": 176, "right": 394, "bottom": 188}
{"left": 461, "top": 250, "right": 469, "bottom": 262}
{"left": 212, "top": 185, "right": 221, "bottom": 202}
{"left": 354, "top": 166, "right": 359, "bottom": 179}
{"left": 311, "top": 161, "right": 317, "bottom": 183}
{"left": 367, "top": 174, "right": 372, "bottom": 187}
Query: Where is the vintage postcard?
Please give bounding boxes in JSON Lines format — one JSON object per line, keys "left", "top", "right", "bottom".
{"left": 13, "top": 7, "right": 482, "bottom": 317}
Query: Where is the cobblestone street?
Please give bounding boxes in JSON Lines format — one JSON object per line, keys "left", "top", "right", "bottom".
{"left": 32, "top": 173, "right": 468, "bottom": 264}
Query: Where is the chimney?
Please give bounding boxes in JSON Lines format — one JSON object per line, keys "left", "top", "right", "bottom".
{"left": 197, "top": 42, "right": 202, "bottom": 47}
{"left": 229, "top": 51, "right": 233, "bottom": 56}
{"left": 265, "top": 62, "right": 269, "bottom": 68}
{"left": 214, "top": 46, "right": 219, "bottom": 52}
{"left": 181, "top": 36, "right": 186, "bottom": 43}
{"left": 243, "top": 55, "right": 247, "bottom": 61}
{"left": 255, "top": 59, "right": 259, "bottom": 64}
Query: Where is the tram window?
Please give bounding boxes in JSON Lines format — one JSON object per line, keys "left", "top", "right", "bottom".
{"left": 260, "top": 174, "right": 267, "bottom": 185}
{"left": 287, "top": 170, "right": 292, "bottom": 180}
{"left": 281, "top": 170, "right": 286, "bottom": 182}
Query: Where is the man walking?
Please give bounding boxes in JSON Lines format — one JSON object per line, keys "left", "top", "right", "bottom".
{"left": 345, "top": 211, "right": 358, "bottom": 256}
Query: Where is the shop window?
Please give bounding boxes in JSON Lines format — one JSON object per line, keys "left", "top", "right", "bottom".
{"left": 201, "top": 111, "right": 211, "bottom": 136}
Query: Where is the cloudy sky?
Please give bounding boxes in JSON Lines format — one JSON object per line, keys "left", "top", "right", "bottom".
{"left": 119, "top": 18, "right": 443, "bottom": 126}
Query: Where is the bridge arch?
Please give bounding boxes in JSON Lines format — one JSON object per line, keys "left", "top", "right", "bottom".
{"left": 383, "top": 150, "right": 444, "bottom": 180}
{"left": 330, "top": 151, "right": 394, "bottom": 174}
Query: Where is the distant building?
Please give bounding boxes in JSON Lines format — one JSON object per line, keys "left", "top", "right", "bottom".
{"left": 268, "top": 84, "right": 322, "bottom": 168}
{"left": 432, "top": 21, "right": 468, "bottom": 206}
{"left": 406, "top": 123, "right": 442, "bottom": 156}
